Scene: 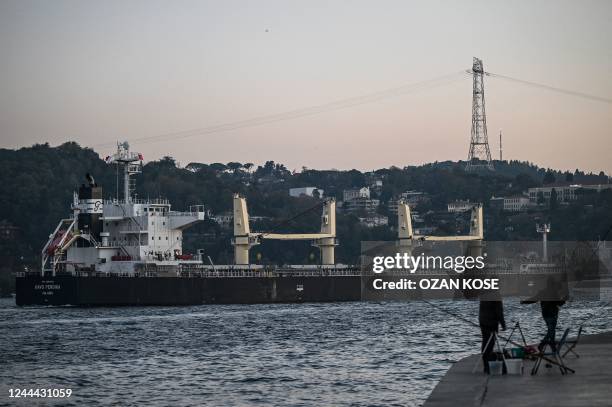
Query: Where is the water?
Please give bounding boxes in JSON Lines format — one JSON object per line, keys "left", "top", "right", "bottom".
{"left": 0, "top": 298, "right": 610, "bottom": 406}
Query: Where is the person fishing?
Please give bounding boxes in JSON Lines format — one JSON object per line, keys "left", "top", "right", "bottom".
{"left": 521, "top": 276, "right": 568, "bottom": 352}
{"left": 479, "top": 299, "right": 506, "bottom": 373}
{"left": 520, "top": 299, "right": 566, "bottom": 352}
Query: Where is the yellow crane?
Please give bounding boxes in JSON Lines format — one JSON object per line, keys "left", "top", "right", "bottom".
{"left": 232, "top": 194, "right": 337, "bottom": 265}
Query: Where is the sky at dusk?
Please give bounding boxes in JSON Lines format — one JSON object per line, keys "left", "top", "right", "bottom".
{"left": 1, "top": 0, "right": 611, "bottom": 173}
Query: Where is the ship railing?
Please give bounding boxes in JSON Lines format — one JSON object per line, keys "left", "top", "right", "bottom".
{"left": 104, "top": 241, "right": 143, "bottom": 248}
{"left": 104, "top": 198, "right": 170, "bottom": 205}
{"left": 178, "top": 269, "right": 268, "bottom": 278}
{"left": 178, "top": 266, "right": 362, "bottom": 278}
{"left": 115, "top": 224, "right": 145, "bottom": 233}
{"left": 274, "top": 268, "right": 361, "bottom": 277}
{"left": 168, "top": 211, "right": 204, "bottom": 217}
{"left": 15, "top": 268, "right": 362, "bottom": 279}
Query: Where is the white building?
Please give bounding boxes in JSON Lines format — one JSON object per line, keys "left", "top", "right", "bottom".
{"left": 414, "top": 226, "right": 437, "bottom": 235}
{"left": 528, "top": 183, "right": 612, "bottom": 204}
{"left": 365, "top": 172, "right": 384, "bottom": 191}
{"left": 388, "top": 191, "right": 429, "bottom": 214}
{"left": 212, "top": 213, "right": 270, "bottom": 228}
{"left": 343, "top": 197, "right": 380, "bottom": 213}
{"left": 212, "top": 212, "right": 233, "bottom": 228}
{"left": 358, "top": 214, "right": 388, "bottom": 228}
{"left": 503, "top": 196, "right": 530, "bottom": 212}
{"left": 447, "top": 200, "right": 474, "bottom": 213}
{"left": 343, "top": 187, "right": 370, "bottom": 202}
{"left": 289, "top": 187, "right": 324, "bottom": 198}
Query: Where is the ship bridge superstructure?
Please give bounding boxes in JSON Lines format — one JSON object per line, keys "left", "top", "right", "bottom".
{"left": 41, "top": 142, "right": 206, "bottom": 276}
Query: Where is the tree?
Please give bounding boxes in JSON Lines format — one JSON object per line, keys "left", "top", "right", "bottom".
{"left": 550, "top": 188, "right": 558, "bottom": 210}
{"left": 226, "top": 162, "right": 242, "bottom": 173}
{"left": 274, "top": 163, "right": 289, "bottom": 178}
{"left": 543, "top": 171, "right": 556, "bottom": 185}
{"left": 262, "top": 161, "right": 275, "bottom": 175}
{"left": 209, "top": 163, "right": 227, "bottom": 173}
{"left": 597, "top": 171, "right": 608, "bottom": 183}
{"left": 514, "top": 173, "right": 536, "bottom": 190}
{"left": 185, "top": 162, "right": 208, "bottom": 172}
{"left": 565, "top": 172, "right": 574, "bottom": 182}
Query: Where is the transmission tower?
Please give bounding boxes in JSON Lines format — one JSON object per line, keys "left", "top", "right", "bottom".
{"left": 466, "top": 57, "right": 494, "bottom": 171}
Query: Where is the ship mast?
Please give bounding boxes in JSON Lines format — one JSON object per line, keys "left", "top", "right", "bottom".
{"left": 107, "top": 142, "right": 142, "bottom": 203}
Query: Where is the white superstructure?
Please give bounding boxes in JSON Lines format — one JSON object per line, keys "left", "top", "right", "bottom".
{"left": 41, "top": 142, "right": 206, "bottom": 276}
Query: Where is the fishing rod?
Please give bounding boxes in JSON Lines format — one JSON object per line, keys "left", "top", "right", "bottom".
{"left": 422, "top": 299, "right": 575, "bottom": 373}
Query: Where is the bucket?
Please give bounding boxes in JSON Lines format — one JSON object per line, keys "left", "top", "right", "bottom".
{"left": 488, "top": 361, "right": 504, "bottom": 376}
{"left": 510, "top": 348, "right": 525, "bottom": 359}
{"left": 505, "top": 359, "right": 523, "bottom": 375}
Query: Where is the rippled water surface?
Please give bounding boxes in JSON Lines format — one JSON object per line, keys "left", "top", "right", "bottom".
{"left": 1, "top": 298, "right": 610, "bottom": 406}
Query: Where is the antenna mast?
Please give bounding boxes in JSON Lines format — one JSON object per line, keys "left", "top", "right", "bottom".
{"left": 536, "top": 223, "right": 551, "bottom": 262}
{"left": 106, "top": 142, "right": 143, "bottom": 203}
{"left": 466, "top": 57, "right": 494, "bottom": 171}
{"left": 499, "top": 130, "right": 503, "bottom": 161}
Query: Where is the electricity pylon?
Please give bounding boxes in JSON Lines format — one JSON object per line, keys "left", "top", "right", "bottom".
{"left": 466, "top": 57, "right": 494, "bottom": 171}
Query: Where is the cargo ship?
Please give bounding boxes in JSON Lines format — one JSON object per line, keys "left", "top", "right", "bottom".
{"left": 17, "top": 142, "right": 574, "bottom": 306}
{"left": 16, "top": 142, "right": 363, "bottom": 305}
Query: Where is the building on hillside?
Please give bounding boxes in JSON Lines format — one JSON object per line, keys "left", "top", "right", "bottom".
{"left": 289, "top": 187, "right": 324, "bottom": 198}
{"left": 358, "top": 214, "right": 388, "bottom": 228}
{"left": 528, "top": 183, "right": 612, "bottom": 204}
{"left": 370, "top": 179, "right": 383, "bottom": 190}
{"left": 387, "top": 191, "right": 430, "bottom": 214}
{"left": 212, "top": 213, "right": 271, "bottom": 229}
{"left": 402, "top": 190, "right": 430, "bottom": 205}
{"left": 583, "top": 184, "right": 612, "bottom": 192}
{"left": 365, "top": 173, "right": 384, "bottom": 192}
{"left": 343, "top": 187, "right": 370, "bottom": 202}
{"left": 447, "top": 200, "right": 474, "bottom": 213}
{"left": 414, "top": 226, "right": 437, "bottom": 235}
{"left": 211, "top": 212, "right": 233, "bottom": 228}
{"left": 410, "top": 211, "right": 424, "bottom": 224}
{"left": 503, "top": 195, "right": 530, "bottom": 212}
{"left": 343, "top": 197, "right": 380, "bottom": 213}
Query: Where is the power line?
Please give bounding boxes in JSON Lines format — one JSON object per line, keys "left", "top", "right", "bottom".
{"left": 90, "top": 69, "right": 612, "bottom": 150}
{"left": 90, "top": 71, "right": 467, "bottom": 148}
{"left": 485, "top": 72, "right": 612, "bottom": 105}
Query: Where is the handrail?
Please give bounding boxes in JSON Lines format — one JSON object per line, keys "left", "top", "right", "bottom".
{"left": 19, "top": 267, "right": 362, "bottom": 278}
{"left": 104, "top": 198, "right": 170, "bottom": 205}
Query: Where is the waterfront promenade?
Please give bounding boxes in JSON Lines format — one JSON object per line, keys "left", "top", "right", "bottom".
{"left": 424, "top": 331, "right": 612, "bottom": 407}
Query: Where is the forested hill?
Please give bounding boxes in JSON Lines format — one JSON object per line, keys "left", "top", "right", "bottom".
{"left": 1, "top": 142, "right": 611, "bottom": 291}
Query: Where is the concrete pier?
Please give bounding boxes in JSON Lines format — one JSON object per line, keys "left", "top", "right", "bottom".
{"left": 424, "top": 331, "right": 612, "bottom": 407}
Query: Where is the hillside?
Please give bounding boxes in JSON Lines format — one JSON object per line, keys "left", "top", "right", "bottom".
{"left": 1, "top": 142, "right": 611, "bottom": 295}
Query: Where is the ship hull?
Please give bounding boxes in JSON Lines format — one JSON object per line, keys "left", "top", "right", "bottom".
{"left": 15, "top": 274, "right": 362, "bottom": 306}
{"left": 17, "top": 271, "right": 586, "bottom": 306}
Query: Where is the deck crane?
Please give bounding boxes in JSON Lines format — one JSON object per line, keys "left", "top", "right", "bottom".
{"left": 232, "top": 194, "right": 337, "bottom": 265}
{"left": 397, "top": 200, "right": 484, "bottom": 256}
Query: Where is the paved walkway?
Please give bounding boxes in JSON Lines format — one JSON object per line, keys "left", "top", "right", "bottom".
{"left": 424, "top": 332, "right": 612, "bottom": 407}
